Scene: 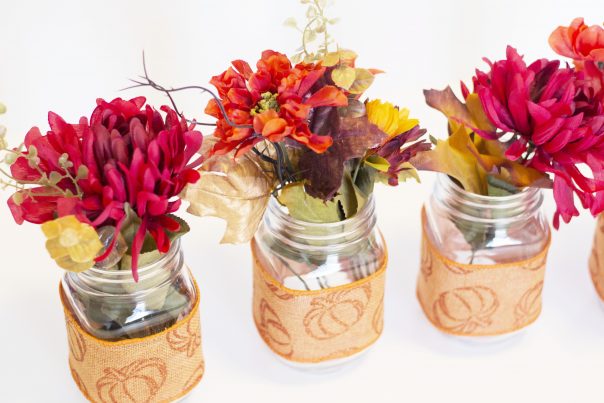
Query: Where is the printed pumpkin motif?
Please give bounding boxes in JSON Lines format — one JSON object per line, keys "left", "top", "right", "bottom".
{"left": 442, "top": 261, "right": 471, "bottom": 275}
{"left": 66, "top": 319, "right": 87, "bottom": 362}
{"left": 521, "top": 255, "right": 547, "bottom": 271}
{"left": 257, "top": 299, "right": 293, "bottom": 357}
{"left": 433, "top": 286, "right": 499, "bottom": 334}
{"left": 303, "top": 284, "right": 371, "bottom": 340}
{"left": 69, "top": 364, "right": 89, "bottom": 399}
{"left": 372, "top": 300, "right": 384, "bottom": 334}
{"left": 167, "top": 319, "right": 201, "bottom": 357}
{"left": 265, "top": 281, "right": 294, "bottom": 301}
{"left": 590, "top": 239, "right": 604, "bottom": 299}
{"left": 96, "top": 358, "right": 167, "bottom": 403}
{"left": 514, "top": 281, "right": 544, "bottom": 326}
{"left": 420, "top": 239, "right": 432, "bottom": 279}
{"left": 182, "top": 362, "right": 205, "bottom": 393}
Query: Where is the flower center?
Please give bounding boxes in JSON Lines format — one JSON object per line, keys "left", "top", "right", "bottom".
{"left": 251, "top": 92, "right": 280, "bottom": 116}
{"left": 60, "top": 228, "right": 80, "bottom": 248}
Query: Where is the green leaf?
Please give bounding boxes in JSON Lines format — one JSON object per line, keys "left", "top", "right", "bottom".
{"left": 336, "top": 173, "right": 358, "bottom": 219}
{"left": 353, "top": 164, "right": 376, "bottom": 199}
{"left": 283, "top": 17, "right": 298, "bottom": 29}
{"left": 331, "top": 66, "right": 356, "bottom": 90}
{"left": 76, "top": 165, "right": 89, "bottom": 180}
{"left": 278, "top": 183, "right": 341, "bottom": 223}
{"left": 348, "top": 69, "right": 375, "bottom": 94}
{"left": 48, "top": 171, "right": 62, "bottom": 186}
{"left": 364, "top": 155, "right": 390, "bottom": 172}
{"left": 486, "top": 175, "right": 520, "bottom": 196}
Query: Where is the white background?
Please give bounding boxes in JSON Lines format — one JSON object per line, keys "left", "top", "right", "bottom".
{"left": 1, "top": 1, "right": 603, "bottom": 402}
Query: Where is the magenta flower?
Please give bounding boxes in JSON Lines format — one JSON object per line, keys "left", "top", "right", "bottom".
{"left": 471, "top": 46, "right": 604, "bottom": 227}
{"left": 8, "top": 97, "right": 203, "bottom": 280}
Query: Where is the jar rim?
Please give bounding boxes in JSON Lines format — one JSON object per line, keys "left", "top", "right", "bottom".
{"left": 437, "top": 174, "right": 541, "bottom": 202}
{"left": 79, "top": 238, "right": 182, "bottom": 281}
{"left": 267, "top": 193, "right": 376, "bottom": 228}
{"left": 433, "top": 174, "right": 545, "bottom": 224}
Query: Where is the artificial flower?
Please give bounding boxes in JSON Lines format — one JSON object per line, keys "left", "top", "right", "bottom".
{"left": 206, "top": 50, "right": 347, "bottom": 156}
{"left": 41, "top": 215, "right": 103, "bottom": 272}
{"left": 549, "top": 18, "right": 604, "bottom": 64}
{"left": 7, "top": 97, "right": 203, "bottom": 280}
{"left": 366, "top": 99, "right": 419, "bottom": 137}
{"left": 375, "top": 126, "right": 431, "bottom": 186}
{"left": 469, "top": 46, "right": 604, "bottom": 226}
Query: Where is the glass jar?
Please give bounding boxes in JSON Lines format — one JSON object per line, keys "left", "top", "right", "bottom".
{"left": 425, "top": 175, "right": 549, "bottom": 265}
{"left": 61, "top": 239, "right": 196, "bottom": 341}
{"left": 421, "top": 175, "right": 550, "bottom": 346}
{"left": 252, "top": 195, "right": 387, "bottom": 369}
{"left": 254, "top": 195, "right": 386, "bottom": 291}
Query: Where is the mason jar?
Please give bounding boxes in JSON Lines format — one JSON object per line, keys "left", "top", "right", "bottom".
{"left": 61, "top": 239, "right": 196, "bottom": 341}
{"left": 418, "top": 174, "right": 550, "bottom": 345}
{"left": 252, "top": 195, "right": 387, "bottom": 370}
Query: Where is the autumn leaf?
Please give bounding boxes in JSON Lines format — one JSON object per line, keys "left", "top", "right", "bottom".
{"left": 411, "top": 125, "right": 487, "bottom": 194}
{"left": 349, "top": 69, "right": 375, "bottom": 95}
{"left": 183, "top": 146, "right": 277, "bottom": 244}
{"left": 412, "top": 125, "right": 550, "bottom": 195}
{"left": 331, "top": 66, "right": 356, "bottom": 90}
{"left": 278, "top": 183, "right": 342, "bottom": 223}
{"left": 300, "top": 115, "right": 388, "bottom": 201}
{"left": 424, "top": 86, "right": 473, "bottom": 133}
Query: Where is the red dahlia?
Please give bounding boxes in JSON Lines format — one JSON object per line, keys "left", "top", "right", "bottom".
{"left": 8, "top": 97, "right": 203, "bottom": 279}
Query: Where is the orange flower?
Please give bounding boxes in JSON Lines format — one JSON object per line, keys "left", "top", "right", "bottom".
{"left": 206, "top": 50, "right": 347, "bottom": 156}
{"left": 549, "top": 18, "right": 604, "bottom": 64}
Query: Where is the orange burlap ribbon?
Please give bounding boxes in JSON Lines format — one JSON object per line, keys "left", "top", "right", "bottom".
{"left": 59, "top": 281, "right": 204, "bottom": 403}
{"left": 251, "top": 240, "right": 387, "bottom": 363}
{"left": 589, "top": 215, "right": 604, "bottom": 301}
{"left": 417, "top": 210, "right": 551, "bottom": 337}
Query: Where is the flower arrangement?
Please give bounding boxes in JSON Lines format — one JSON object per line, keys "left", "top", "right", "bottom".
{"left": 173, "top": 0, "right": 431, "bottom": 243}
{"left": 418, "top": 17, "right": 604, "bottom": 233}
{"left": 1, "top": 97, "right": 204, "bottom": 280}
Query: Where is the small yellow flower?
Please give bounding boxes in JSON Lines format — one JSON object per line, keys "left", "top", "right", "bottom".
{"left": 41, "top": 215, "right": 103, "bottom": 272}
{"left": 366, "top": 99, "right": 419, "bottom": 137}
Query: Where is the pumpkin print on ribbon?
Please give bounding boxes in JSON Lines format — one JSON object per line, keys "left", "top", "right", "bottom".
{"left": 303, "top": 284, "right": 371, "bottom": 340}
{"left": 433, "top": 286, "right": 499, "bottom": 334}
{"left": 60, "top": 281, "right": 205, "bottom": 403}
{"left": 252, "top": 239, "right": 387, "bottom": 363}
{"left": 589, "top": 215, "right": 604, "bottom": 301}
{"left": 66, "top": 319, "right": 87, "bottom": 362}
{"left": 167, "top": 320, "right": 201, "bottom": 358}
{"left": 417, "top": 208, "right": 550, "bottom": 337}
{"left": 257, "top": 299, "right": 294, "bottom": 358}
{"left": 514, "top": 281, "right": 544, "bottom": 327}
{"left": 96, "top": 358, "right": 167, "bottom": 403}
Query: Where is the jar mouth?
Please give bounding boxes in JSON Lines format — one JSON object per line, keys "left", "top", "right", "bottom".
{"left": 264, "top": 194, "right": 377, "bottom": 250}
{"left": 267, "top": 194, "right": 376, "bottom": 228}
{"left": 434, "top": 174, "right": 544, "bottom": 224}
{"left": 75, "top": 238, "right": 182, "bottom": 283}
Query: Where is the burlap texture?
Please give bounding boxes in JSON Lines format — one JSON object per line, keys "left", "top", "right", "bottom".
{"left": 251, "top": 240, "right": 387, "bottom": 363}
{"left": 417, "top": 209, "right": 550, "bottom": 337}
{"left": 60, "top": 281, "right": 204, "bottom": 403}
{"left": 589, "top": 214, "right": 604, "bottom": 301}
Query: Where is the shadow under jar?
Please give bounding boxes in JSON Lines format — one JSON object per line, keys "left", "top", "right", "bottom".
{"left": 252, "top": 195, "right": 387, "bottom": 370}
{"left": 418, "top": 175, "right": 551, "bottom": 344}
{"left": 61, "top": 239, "right": 196, "bottom": 341}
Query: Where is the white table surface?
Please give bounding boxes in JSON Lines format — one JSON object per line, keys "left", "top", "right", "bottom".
{"left": 1, "top": 1, "right": 603, "bottom": 402}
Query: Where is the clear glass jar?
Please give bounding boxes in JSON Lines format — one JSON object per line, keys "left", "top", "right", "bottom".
{"left": 61, "top": 239, "right": 196, "bottom": 341}
{"left": 254, "top": 195, "right": 386, "bottom": 292}
{"left": 425, "top": 175, "right": 550, "bottom": 265}
{"left": 423, "top": 175, "right": 550, "bottom": 346}
{"left": 252, "top": 195, "right": 386, "bottom": 369}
